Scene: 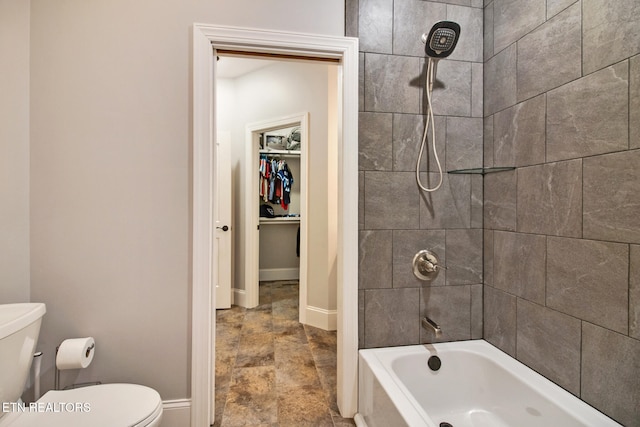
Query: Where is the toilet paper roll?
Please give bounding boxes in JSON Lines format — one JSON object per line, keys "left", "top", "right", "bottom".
{"left": 56, "top": 337, "right": 95, "bottom": 370}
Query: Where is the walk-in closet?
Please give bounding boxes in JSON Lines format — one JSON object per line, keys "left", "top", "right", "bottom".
{"left": 258, "top": 125, "right": 303, "bottom": 283}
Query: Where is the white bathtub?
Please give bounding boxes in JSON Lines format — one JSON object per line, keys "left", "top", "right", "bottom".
{"left": 356, "top": 340, "right": 621, "bottom": 427}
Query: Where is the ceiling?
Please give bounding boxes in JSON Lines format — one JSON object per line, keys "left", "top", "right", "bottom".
{"left": 216, "top": 56, "right": 275, "bottom": 79}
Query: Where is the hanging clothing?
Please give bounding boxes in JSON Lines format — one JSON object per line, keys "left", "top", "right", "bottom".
{"left": 277, "top": 163, "right": 294, "bottom": 209}
{"left": 259, "top": 155, "right": 294, "bottom": 210}
{"left": 259, "top": 155, "right": 271, "bottom": 202}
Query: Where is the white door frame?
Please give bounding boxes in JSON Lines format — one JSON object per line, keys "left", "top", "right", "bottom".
{"left": 191, "top": 24, "right": 359, "bottom": 426}
{"left": 245, "top": 113, "right": 309, "bottom": 319}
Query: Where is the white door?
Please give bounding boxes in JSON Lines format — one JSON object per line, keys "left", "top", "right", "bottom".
{"left": 215, "top": 131, "right": 232, "bottom": 309}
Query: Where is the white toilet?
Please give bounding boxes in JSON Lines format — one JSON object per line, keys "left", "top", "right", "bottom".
{"left": 0, "top": 303, "right": 163, "bottom": 427}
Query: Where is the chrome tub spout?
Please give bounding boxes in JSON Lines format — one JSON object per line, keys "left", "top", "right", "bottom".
{"left": 422, "top": 316, "right": 442, "bottom": 338}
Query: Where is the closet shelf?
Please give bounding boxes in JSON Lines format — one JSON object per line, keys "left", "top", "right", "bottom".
{"left": 259, "top": 217, "right": 301, "bottom": 225}
{"left": 259, "top": 149, "right": 301, "bottom": 156}
{"left": 447, "top": 166, "right": 515, "bottom": 175}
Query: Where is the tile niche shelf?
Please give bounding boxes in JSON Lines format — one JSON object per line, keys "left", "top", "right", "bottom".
{"left": 447, "top": 166, "right": 516, "bottom": 175}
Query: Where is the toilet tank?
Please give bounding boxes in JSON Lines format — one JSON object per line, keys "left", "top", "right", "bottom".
{"left": 0, "top": 303, "right": 46, "bottom": 412}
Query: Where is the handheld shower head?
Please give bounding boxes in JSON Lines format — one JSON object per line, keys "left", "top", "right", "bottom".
{"left": 415, "top": 21, "right": 461, "bottom": 193}
{"left": 422, "top": 21, "right": 461, "bottom": 59}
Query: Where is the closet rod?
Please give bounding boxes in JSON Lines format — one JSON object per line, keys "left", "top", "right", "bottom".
{"left": 260, "top": 153, "right": 299, "bottom": 158}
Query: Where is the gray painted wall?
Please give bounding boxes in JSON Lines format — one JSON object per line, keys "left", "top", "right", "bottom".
{"left": 27, "top": 0, "right": 344, "bottom": 403}
{"left": 349, "top": 0, "right": 485, "bottom": 348}
{"left": 483, "top": 0, "right": 640, "bottom": 425}
{"left": 0, "top": 0, "right": 30, "bottom": 304}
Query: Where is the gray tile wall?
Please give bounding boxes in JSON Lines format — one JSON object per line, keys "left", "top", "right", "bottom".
{"left": 484, "top": 1, "right": 640, "bottom": 425}
{"left": 349, "top": 0, "right": 484, "bottom": 349}
{"left": 348, "top": 0, "right": 640, "bottom": 423}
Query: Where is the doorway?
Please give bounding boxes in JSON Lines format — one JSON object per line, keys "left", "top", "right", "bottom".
{"left": 191, "top": 24, "right": 359, "bottom": 426}
{"left": 229, "top": 107, "right": 310, "bottom": 313}
{"left": 217, "top": 54, "right": 339, "bottom": 329}
{"left": 246, "top": 114, "right": 308, "bottom": 315}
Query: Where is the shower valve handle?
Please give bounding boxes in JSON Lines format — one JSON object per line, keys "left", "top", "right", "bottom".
{"left": 412, "top": 250, "right": 445, "bottom": 281}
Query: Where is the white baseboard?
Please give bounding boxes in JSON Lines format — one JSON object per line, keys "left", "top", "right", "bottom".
{"left": 305, "top": 305, "right": 337, "bottom": 331}
{"left": 354, "top": 413, "right": 367, "bottom": 427}
{"left": 160, "top": 399, "right": 191, "bottom": 427}
{"left": 233, "top": 288, "right": 247, "bottom": 307}
{"left": 259, "top": 268, "right": 299, "bottom": 281}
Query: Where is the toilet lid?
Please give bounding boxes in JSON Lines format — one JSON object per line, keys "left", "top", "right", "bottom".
{"left": 3, "top": 384, "right": 162, "bottom": 427}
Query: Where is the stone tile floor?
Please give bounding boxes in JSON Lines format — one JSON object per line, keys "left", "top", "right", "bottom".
{"left": 214, "top": 280, "right": 355, "bottom": 427}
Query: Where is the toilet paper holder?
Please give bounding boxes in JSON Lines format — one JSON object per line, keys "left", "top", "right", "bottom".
{"left": 85, "top": 342, "right": 95, "bottom": 358}
{"left": 54, "top": 341, "right": 100, "bottom": 391}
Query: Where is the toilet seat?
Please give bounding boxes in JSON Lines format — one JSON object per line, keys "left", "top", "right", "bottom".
{"left": 1, "top": 384, "right": 162, "bottom": 427}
